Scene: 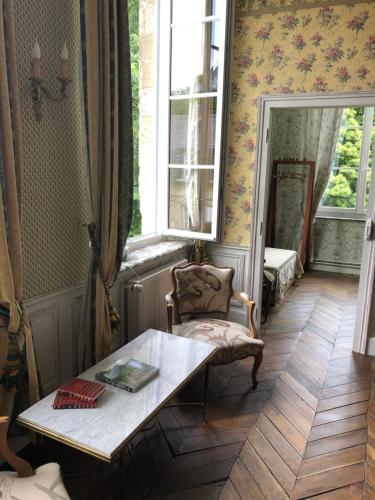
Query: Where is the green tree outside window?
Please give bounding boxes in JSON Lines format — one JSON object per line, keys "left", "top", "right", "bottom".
{"left": 321, "top": 107, "right": 374, "bottom": 210}
{"left": 128, "top": 0, "right": 142, "bottom": 237}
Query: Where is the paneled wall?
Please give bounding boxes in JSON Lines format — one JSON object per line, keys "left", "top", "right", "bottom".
{"left": 25, "top": 244, "right": 191, "bottom": 396}
{"left": 312, "top": 217, "right": 365, "bottom": 270}
{"left": 25, "top": 271, "right": 144, "bottom": 396}
{"left": 207, "top": 243, "right": 252, "bottom": 324}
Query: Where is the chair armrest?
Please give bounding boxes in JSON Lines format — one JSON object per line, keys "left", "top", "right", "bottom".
{"left": 165, "top": 293, "right": 174, "bottom": 333}
{"left": 232, "top": 291, "right": 259, "bottom": 339}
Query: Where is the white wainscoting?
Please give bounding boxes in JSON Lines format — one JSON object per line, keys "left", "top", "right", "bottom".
{"left": 24, "top": 249, "right": 189, "bottom": 396}
{"left": 25, "top": 283, "right": 84, "bottom": 395}
{"left": 207, "top": 243, "right": 251, "bottom": 326}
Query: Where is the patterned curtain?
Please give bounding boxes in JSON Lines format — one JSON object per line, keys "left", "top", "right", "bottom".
{"left": 0, "top": 0, "right": 39, "bottom": 415}
{"left": 271, "top": 108, "right": 342, "bottom": 254}
{"left": 79, "top": 0, "right": 133, "bottom": 368}
{"left": 311, "top": 109, "right": 343, "bottom": 217}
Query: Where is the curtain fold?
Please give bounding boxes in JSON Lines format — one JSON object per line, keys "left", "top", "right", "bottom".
{"left": 311, "top": 109, "right": 343, "bottom": 217}
{"left": 273, "top": 108, "right": 342, "bottom": 255}
{"left": 0, "top": 0, "right": 39, "bottom": 415}
{"left": 79, "top": 0, "right": 133, "bottom": 369}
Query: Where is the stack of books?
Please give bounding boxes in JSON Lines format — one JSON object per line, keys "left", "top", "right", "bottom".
{"left": 52, "top": 378, "right": 105, "bottom": 409}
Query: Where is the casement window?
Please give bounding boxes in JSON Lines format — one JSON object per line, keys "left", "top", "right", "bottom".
{"left": 157, "top": 0, "right": 233, "bottom": 241}
{"left": 318, "top": 106, "right": 374, "bottom": 219}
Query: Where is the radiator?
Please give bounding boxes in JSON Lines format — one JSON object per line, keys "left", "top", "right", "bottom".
{"left": 126, "top": 259, "right": 187, "bottom": 341}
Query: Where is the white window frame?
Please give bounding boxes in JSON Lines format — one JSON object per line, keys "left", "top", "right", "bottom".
{"left": 317, "top": 106, "right": 374, "bottom": 220}
{"left": 126, "top": 0, "right": 159, "bottom": 248}
{"left": 157, "top": 0, "right": 232, "bottom": 241}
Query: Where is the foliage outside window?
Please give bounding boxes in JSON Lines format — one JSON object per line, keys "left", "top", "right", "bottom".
{"left": 320, "top": 107, "right": 374, "bottom": 214}
{"left": 128, "top": 0, "right": 141, "bottom": 237}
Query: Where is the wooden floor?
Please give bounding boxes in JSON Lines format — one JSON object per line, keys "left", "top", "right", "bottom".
{"left": 7, "top": 271, "right": 374, "bottom": 499}
{"left": 222, "top": 271, "right": 374, "bottom": 500}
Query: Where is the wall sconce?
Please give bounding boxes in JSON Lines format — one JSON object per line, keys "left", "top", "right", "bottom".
{"left": 30, "top": 39, "right": 72, "bottom": 122}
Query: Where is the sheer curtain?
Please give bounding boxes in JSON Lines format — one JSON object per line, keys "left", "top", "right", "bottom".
{"left": 79, "top": 0, "right": 133, "bottom": 368}
{"left": 186, "top": 98, "right": 200, "bottom": 230}
{"left": 0, "top": 0, "right": 39, "bottom": 415}
{"left": 185, "top": 19, "right": 212, "bottom": 233}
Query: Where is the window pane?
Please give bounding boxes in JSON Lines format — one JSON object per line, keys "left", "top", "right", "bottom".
{"left": 168, "top": 168, "right": 213, "bottom": 233}
{"left": 171, "top": 21, "right": 220, "bottom": 95}
{"left": 128, "top": 0, "right": 141, "bottom": 237}
{"left": 172, "top": 0, "right": 224, "bottom": 23}
{"left": 320, "top": 107, "right": 366, "bottom": 210}
{"left": 321, "top": 167, "right": 358, "bottom": 208}
{"left": 169, "top": 97, "right": 217, "bottom": 165}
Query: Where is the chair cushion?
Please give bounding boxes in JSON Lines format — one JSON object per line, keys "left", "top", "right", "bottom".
{"left": 172, "top": 318, "right": 264, "bottom": 365}
{"left": 173, "top": 264, "right": 234, "bottom": 316}
{"left": 0, "top": 463, "right": 70, "bottom": 500}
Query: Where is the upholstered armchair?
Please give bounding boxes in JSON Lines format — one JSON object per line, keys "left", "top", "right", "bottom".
{"left": 0, "top": 416, "right": 71, "bottom": 499}
{"left": 166, "top": 263, "right": 264, "bottom": 393}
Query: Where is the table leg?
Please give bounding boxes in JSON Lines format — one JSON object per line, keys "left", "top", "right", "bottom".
{"left": 203, "top": 364, "right": 209, "bottom": 419}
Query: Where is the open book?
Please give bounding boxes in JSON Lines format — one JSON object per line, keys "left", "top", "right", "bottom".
{"left": 95, "top": 358, "right": 159, "bottom": 393}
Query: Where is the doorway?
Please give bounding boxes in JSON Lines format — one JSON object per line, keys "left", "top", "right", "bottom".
{"left": 250, "top": 92, "right": 375, "bottom": 354}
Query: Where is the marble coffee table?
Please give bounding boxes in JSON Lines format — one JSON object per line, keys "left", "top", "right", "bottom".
{"left": 17, "top": 329, "right": 216, "bottom": 462}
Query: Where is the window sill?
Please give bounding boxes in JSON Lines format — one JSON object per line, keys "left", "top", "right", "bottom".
{"left": 126, "top": 233, "right": 164, "bottom": 252}
{"left": 118, "top": 239, "right": 193, "bottom": 280}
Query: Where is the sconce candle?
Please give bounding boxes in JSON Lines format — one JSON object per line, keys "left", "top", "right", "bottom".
{"left": 59, "top": 41, "right": 69, "bottom": 81}
{"left": 29, "top": 39, "right": 72, "bottom": 121}
{"left": 31, "top": 39, "right": 41, "bottom": 80}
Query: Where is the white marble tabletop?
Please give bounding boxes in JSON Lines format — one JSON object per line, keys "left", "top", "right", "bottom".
{"left": 17, "top": 329, "right": 216, "bottom": 462}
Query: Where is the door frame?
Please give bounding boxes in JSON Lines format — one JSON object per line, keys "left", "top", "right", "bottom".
{"left": 250, "top": 91, "right": 375, "bottom": 354}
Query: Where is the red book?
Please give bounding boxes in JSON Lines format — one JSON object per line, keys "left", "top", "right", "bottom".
{"left": 53, "top": 393, "right": 96, "bottom": 409}
{"left": 57, "top": 378, "right": 105, "bottom": 403}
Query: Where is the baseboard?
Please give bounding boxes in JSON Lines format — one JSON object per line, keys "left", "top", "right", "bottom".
{"left": 309, "top": 261, "right": 360, "bottom": 276}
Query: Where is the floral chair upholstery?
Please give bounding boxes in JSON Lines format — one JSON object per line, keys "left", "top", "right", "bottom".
{"left": 0, "top": 417, "right": 71, "bottom": 499}
{"left": 166, "top": 263, "right": 264, "bottom": 389}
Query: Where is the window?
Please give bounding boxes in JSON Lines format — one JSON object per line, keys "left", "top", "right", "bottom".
{"left": 128, "top": 0, "right": 142, "bottom": 238}
{"left": 319, "top": 107, "right": 375, "bottom": 218}
{"left": 158, "top": 0, "right": 233, "bottom": 241}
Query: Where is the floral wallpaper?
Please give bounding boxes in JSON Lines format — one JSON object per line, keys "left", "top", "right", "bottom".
{"left": 225, "top": 1, "right": 375, "bottom": 246}
{"left": 313, "top": 217, "right": 365, "bottom": 265}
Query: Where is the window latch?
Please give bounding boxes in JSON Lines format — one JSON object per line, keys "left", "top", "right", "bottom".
{"left": 365, "top": 219, "right": 374, "bottom": 241}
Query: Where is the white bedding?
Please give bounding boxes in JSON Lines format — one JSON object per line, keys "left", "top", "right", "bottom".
{"left": 264, "top": 247, "right": 304, "bottom": 303}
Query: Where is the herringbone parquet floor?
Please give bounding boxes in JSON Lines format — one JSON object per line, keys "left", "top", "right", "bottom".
{"left": 10, "top": 271, "right": 374, "bottom": 499}
{"left": 221, "top": 271, "right": 374, "bottom": 500}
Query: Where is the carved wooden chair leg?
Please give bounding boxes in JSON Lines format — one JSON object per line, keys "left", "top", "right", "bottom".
{"left": 252, "top": 350, "right": 263, "bottom": 389}
{"left": 0, "top": 416, "right": 34, "bottom": 477}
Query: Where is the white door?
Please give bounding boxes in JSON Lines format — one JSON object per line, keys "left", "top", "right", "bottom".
{"left": 251, "top": 93, "right": 375, "bottom": 348}
{"left": 353, "top": 147, "right": 375, "bottom": 354}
